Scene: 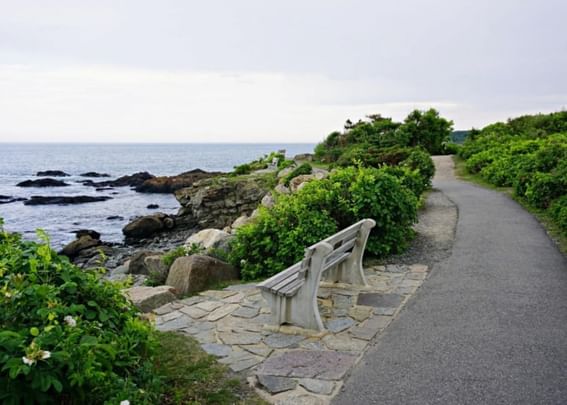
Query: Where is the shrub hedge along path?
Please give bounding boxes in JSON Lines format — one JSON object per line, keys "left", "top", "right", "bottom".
{"left": 335, "top": 156, "right": 567, "bottom": 405}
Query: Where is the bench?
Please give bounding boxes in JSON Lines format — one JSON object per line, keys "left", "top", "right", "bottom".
{"left": 257, "top": 218, "right": 376, "bottom": 331}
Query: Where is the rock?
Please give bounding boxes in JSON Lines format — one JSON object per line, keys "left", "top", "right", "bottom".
{"left": 277, "top": 166, "right": 297, "bottom": 179}
{"left": 325, "top": 318, "right": 355, "bottom": 333}
{"left": 135, "top": 169, "right": 222, "bottom": 193}
{"left": 293, "top": 153, "right": 314, "bottom": 161}
{"left": 144, "top": 255, "right": 169, "bottom": 283}
{"left": 264, "top": 333, "right": 306, "bottom": 349}
{"left": 261, "top": 193, "right": 275, "bottom": 208}
{"left": 24, "top": 196, "right": 112, "bottom": 205}
{"left": 60, "top": 235, "right": 101, "bottom": 259}
{"left": 80, "top": 172, "right": 110, "bottom": 177}
{"left": 166, "top": 255, "right": 239, "bottom": 295}
{"left": 17, "top": 178, "right": 69, "bottom": 187}
{"left": 147, "top": 204, "right": 159, "bottom": 209}
{"left": 128, "top": 251, "right": 159, "bottom": 274}
{"left": 201, "top": 343, "right": 232, "bottom": 357}
{"left": 85, "top": 171, "right": 154, "bottom": 188}
{"left": 289, "top": 174, "right": 317, "bottom": 192}
{"left": 0, "top": 196, "right": 27, "bottom": 204}
{"left": 185, "top": 229, "right": 233, "bottom": 252}
{"left": 274, "top": 183, "right": 290, "bottom": 194}
{"left": 123, "top": 286, "right": 177, "bottom": 312}
{"left": 299, "top": 379, "right": 335, "bottom": 395}
{"left": 36, "top": 170, "right": 69, "bottom": 177}
{"left": 95, "top": 187, "right": 114, "bottom": 191}
{"left": 257, "top": 375, "right": 297, "bottom": 394}
{"left": 175, "top": 174, "right": 272, "bottom": 229}
{"left": 231, "top": 215, "right": 251, "bottom": 231}
{"left": 122, "top": 213, "right": 175, "bottom": 240}
{"left": 73, "top": 229, "right": 101, "bottom": 240}
{"left": 106, "top": 215, "right": 124, "bottom": 220}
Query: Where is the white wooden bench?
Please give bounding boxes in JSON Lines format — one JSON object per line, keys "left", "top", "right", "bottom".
{"left": 257, "top": 218, "right": 376, "bottom": 331}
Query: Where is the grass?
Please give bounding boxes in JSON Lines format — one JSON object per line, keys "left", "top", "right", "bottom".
{"left": 155, "top": 331, "right": 266, "bottom": 405}
{"left": 453, "top": 155, "right": 567, "bottom": 254}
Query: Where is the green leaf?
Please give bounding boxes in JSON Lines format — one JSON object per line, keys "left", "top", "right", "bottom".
{"left": 30, "top": 327, "right": 40, "bottom": 336}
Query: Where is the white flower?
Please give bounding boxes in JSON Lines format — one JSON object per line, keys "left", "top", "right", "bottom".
{"left": 40, "top": 351, "right": 51, "bottom": 360}
{"left": 64, "top": 315, "right": 77, "bottom": 327}
{"left": 120, "top": 401, "right": 130, "bottom": 405}
{"left": 22, "top": 356, "right": 35, "bottom": 366}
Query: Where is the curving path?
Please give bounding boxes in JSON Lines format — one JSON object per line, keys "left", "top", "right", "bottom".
{"left": 334, "top": 156, "right": 567, "bottom": 404}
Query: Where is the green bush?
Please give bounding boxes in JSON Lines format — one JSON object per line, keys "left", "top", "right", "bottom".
{"left": 0, "top": 225, "right": 159, "bottom": 404}
{"left": 525, "top": 172, "right": 566, "bottom": 208}
{"left": 162, "top": 243, "right": 205, "bottom": 267}
{"left": 401, "top": 148, "right": 435, "bottom": 188}
{"left": 231, "top": 152, "right": 285, "bottom": 176}
{"left": 230, "top": 166, "right": 418, "bottom": 280}
{"left": 549, "top": 195, "right": 567, "bottom": 235}
{"left": 283, "top": 163, "right": 313, "bottom": 186}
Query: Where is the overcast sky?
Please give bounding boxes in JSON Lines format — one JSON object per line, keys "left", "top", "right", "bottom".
{"left": 0, "top": 0, "right": 566, "bottom": 143}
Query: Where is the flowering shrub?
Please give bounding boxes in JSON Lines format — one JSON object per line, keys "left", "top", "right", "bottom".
{"left": 0, "top": 222, "right": 160, "bottom": 404}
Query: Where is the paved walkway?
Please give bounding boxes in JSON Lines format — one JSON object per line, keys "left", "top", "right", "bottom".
{"left": 334, "top": 156, "right": 567, "bottom": 404}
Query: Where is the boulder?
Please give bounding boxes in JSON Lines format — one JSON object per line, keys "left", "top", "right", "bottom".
{"left": 85, "top": 172, "right": 155, "bottom": 188}
{"left": 231, "top": 214, "right": 251, "bottom": 231}
{"left": 24, "top": 196, "right": 112, "bottom": 205}
{"left": 277, "top": 166, "right": 297, "bottom": 179}
{"left": 274, "top": 183, "right": 290, "bottom": 194}
{"left": 144, "top": 255, "right": 170, "bottom": 284}
{"left": 289, "top": 174, "right": 317, "bottom": 192}
{"left": 185, "top": 229, "right": 233, "bottom": 251}
{"left": 135, "top": 169, "right": 222, "bottom": 194}
{"left": 122, "top": 213, "right": 175, "bottom": 240}
{"left": 107, "top": 215, "right": 124, "bottom": 220}
{"left": 80, "top": 172, "right": 110, "bottom": 177}
{"left": 128, "top": 251, "right": 159, "bottom": 274}
{"left": 123, "top": 286, "right": 177, "bottom": 312}
{"left": 73, "top": 229, "right": 101, "bottom": 240}
{"left": 166, "top": 255, "right": 239, "bottom": 295}
{"left": 36, "top": 170, "right": 69, "bottom": 177}
{"left": 261, "top": 193, "right": 275, "bottom": 208}
{"left": 60, "top": 235, "right": 100, "bottom": 259}
{"left": 17, "top": 178, "right": 69, "bottom": 187}
{"left": 0, "top": 196, "right": 27, "bottom": 205}
{"left": 293, "top": 153, "right": 314, "bottom": 161}
{"left": 147, "top": 204, "right": 159, "bottom": 209}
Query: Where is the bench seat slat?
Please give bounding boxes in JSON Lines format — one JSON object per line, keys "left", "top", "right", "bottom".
{"left": 270, "top": 272, "right": 301, "bottom": 293}
{"left": 321, "top": 222, "right": 362, "bottom": 246}
{"left": 258, "top": 262, "right": 303, "bottom": 290}
{"left": 333, "top": 238, "right": 356, "bottom": 255}
{"left": 278, "top": 278, "right": 304, "bottom": 297}
{"left": 322, "top": 251, "right": 351, "bottom": 271}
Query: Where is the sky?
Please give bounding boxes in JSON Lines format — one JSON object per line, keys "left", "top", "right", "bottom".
{"left": 0, "top": 0, "right": 566, "bottom": 143}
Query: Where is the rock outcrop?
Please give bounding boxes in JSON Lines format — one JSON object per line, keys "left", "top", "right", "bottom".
{"left": 122, "top": 213, "right": 175, "bottom": 241}
{"left": 17, "top": 178, "right": 69, "bottom": 187}
{"left": 166, "top": 255, "right": 239, "bottom": 295}
{"left": 24, "top": 196, "right": 112, "bottom": 205}
{"left": 83, "top": 171, "right": 155, "bottom": 188}
{"left": 135, "top": 169, "right": 222, "bottom": 193}
{"left": 0, "top": 195, "right": 27, "bottom": 204}
{"left": 175, "top": 174, "right": 272, "bottom": 229}
{"left": 36, "top": 170, "right": 69, "bottom": 177}
{"left": 185, "top": 229, "right": 233, "bottom": 253}
{"left": 80, "top": 172, "right": 111, "bottom": 177}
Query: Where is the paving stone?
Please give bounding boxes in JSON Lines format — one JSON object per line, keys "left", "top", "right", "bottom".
{"left": 332, "top": 308, "right": 349, "bottom": 317}
{"left": 299, "top": 340, "right": 326, "bottom": 351}
{"left": 357, "top": 293, "right": 404, "bottom": 308}
{"left": 393, "top": 286, "right": 418, "bottom": 295}
{"left": 192, "top": 329, "right": 216, "bottom": 344}
{"left": 299, "top": 378, "right": 335, "bottom": 395}
{"left": 332, "top": 288, "right": 358, "bottom": 296}
{"left": 157, "top": 314, "right": 192, "bottom": 331}
{"left": 158, "top": 310, "right": 183, "bottom": 323}
{"left": 219, "top": 350, "right": 263, "bottom": 372}
{"left": 384, "top": 264, "right": 407, "bottom": 273}
{"left": 325, "top": 318, "right": 355, "bottom": 333}
{"left": 257, "top": 375, "right": 298, "bottom": 394}
{"left": 201, "top": 343, "right": 232, "bottom": 357}
{"left": 200, "top": 290, "right": 237, "bottom": 299}
{"left": 349, "top": 315, "right": 391, "bottom": 340}
{"left": 153, "top": 303, "right": 175, "bottom": 315}
{"left": 254, "top": 314, "right": 273, "bottom": 324}
{"left": 409, "top": 264, "right": 428, "bottom": 273}
{"left": 333, "top": 294, "right": 353, "bottom": 309}
{"left": 222, "top": 292, "right": 245, "bottom": 303}
{"left": 207, "top": 303, "right": 239, "bottom": 321}
{"left": 372, "top": 265, "right": 386, "bottom": 272}
{"left": 256, "top": 350, "right": 357, "bottom": 380}
{"left": 405, "top": 272, "right": 427, "bottom": 280}
{"left": 195, "top": 300, "right": 224, "bottom": 312}
{"left": 400, "top": 279, "right": 421, "bottom": 287}
{"left": 373, "top": 307, "right": 397, "bottom": 315}
{"left": 233, "top": 305, "right": 260, "bottom": 318}
{"left": 219, "top": 331, "right": 263, "bottom": 345}
{"left": 322, "top": 334, "right": 367, "bottom": 352}
{"left": 264, "top": 333, "right": 306, "bottom": 348}
{"left": 317, "top": 288, "right": 332, "bottom": 299}
{"left": 348, "top": 305, "right": 373, "bottom": 322}
{"left": 182, "top": 321, "right": 215, "bottom": 335}
{"left": 242, "top": 343, "right": 273, "bottom": 358}
{"left": 225, "top": 283, "right": 258, "bottom": 291}
{"left": 179, "top": 305, "right": 209, "bottom": 319}
{"left": 179, "top": 295, "right": 206, "bottom": 306}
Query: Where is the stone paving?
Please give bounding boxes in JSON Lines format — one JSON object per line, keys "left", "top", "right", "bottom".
{"left": 153, "top": 263, "right": 429, "bottom": 404}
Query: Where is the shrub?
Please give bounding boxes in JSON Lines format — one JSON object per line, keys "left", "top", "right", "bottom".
{"left": 525, "top": 172, "right": 566, "bottom": 208}
{"left": 283, "top": 163, "right": 313, "bottom": 186}
{"left": 0, "top": 225, "right": 159, "bottom": 404}
{"left": 230, "top": 166, "right": 418, "bottom": 279}
{"left": 162, "top": 243, "right": 205, "bottom": 267}
{"left": 401, "top": 148, "right": 435, "bottom": 188}
{"left": 549, "top": 195, "right": 567, "bottom": 235}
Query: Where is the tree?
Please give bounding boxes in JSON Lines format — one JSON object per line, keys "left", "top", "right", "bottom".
{"left": 397, "top": 109, "right": 453, "bottom": 154}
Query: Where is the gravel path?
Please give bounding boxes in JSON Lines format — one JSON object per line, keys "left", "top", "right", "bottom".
{"left": 335, "top": 155, "right": 567, "bottom": 404}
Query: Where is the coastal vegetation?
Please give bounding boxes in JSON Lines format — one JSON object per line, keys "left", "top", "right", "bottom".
{"left": 457, "top": 111, "right": 567, "bottom": 240}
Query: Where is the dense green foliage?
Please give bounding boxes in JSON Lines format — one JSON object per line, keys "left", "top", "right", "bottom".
{"left": 459, "top": 111, "right": 567, "bottom": 235}
{"left": 0, "top": 224, "right": 159, "bottom": 404}
{"left": 231, "top": 152, "right": 287, "bottom": 175}
{"left": 314, "top": 109, "right": 453, "bottom": 164}
{"left": 230, "top": 166, "right": 418, "bottom": 280}
{"left": 283, "top": 162, "right": 313, "bottom": 186}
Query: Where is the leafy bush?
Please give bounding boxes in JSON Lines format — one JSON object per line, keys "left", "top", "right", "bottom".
{"left": 525, "top": 172, "right": 566, "bottom": 208}
{"left": 231, "top": 152, "right": 285, "bottom": 176}
{"left": 549, "top": 195, "right": 567, "bottom": 235}
{"left": 283, "top": 163, "right": 313, "bottom": 186}
{"left": 0, "top": 225, "right": 159, "bottom": 404}
{"left": 230, "top": 166, "right": 418, "bottom": 280}
{"left": 401, "top": 148, "right": 435, "bottom": 188}
{"left": 162, "top": 243, "right": 205, "bottom": 267}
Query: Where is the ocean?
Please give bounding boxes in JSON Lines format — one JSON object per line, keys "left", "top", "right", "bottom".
{"left": 0, "top": 143, "right": 315, "bottom": 247}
